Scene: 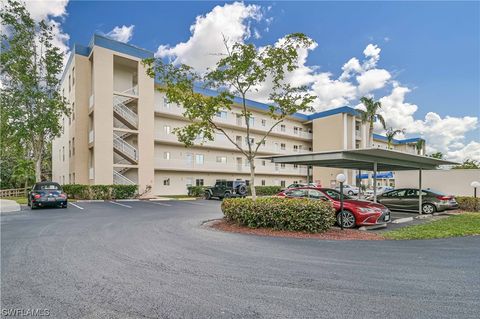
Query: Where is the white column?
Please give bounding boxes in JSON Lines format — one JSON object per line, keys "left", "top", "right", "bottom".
{"left": 419, "top": 168, "right": 423, "bottom": 214}
{"left": 373, "top": 162, "right": 378, "bottom": 203}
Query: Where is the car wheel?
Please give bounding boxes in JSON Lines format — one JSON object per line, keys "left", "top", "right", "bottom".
{"left": 348, "top": 190, "right": 354, "bottom": 196}
{"left": 337, "top": 210, "right": 356, "bottom": 229}
{"left": 204, "top": 192, "right": 211, "bottom": 200}
{"left": 223, "top": 192, "right": 231, "bottom": 199}
{"left": 422, "top": 203, "right": 436, "bottom": 214}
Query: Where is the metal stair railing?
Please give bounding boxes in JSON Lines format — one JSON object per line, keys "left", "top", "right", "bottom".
{"left": 113, "top": 96, "right": 138, "bottom": 128}
{"left": 113, "top": 133, "right": 138, "bottom": 162}
{"left": 113, "top": 170, "right": 135, "bottom": 185}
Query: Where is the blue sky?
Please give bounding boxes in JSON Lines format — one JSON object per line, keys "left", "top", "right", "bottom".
{"left": 36, "top": 1, "right": 480, "bottom": 160}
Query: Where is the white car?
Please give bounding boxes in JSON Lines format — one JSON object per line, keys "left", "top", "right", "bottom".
{"left": 336, "top": 184, "right": 359, "bottom": 196}
{"left": 365, "top": 186, "right": 394, "bottom": 199}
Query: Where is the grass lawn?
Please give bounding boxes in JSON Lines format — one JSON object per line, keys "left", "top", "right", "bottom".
{"left": 384, "top": 213, "right": 480, "bottom": 240}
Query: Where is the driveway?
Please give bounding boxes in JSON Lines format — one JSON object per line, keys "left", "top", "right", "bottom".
{"left": 1, "top": 200, "right": 479, "bottom": 318}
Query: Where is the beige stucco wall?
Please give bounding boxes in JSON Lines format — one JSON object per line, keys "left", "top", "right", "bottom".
{"left": 395, "top": 169, "right": 480, "bottom": 196}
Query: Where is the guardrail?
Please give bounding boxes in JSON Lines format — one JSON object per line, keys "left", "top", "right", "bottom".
{"left": 0, "top": 188, "right": 29, "bottom": 197}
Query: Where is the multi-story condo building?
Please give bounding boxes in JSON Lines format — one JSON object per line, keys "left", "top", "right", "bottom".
{"left": 53, "top": 35, "right": 425, "bottom": 195}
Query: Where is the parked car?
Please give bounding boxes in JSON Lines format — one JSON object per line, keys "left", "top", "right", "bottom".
{"left": 277, "top": 187, "right": 391, "bottom": 228}
{"left": 365, "top": 186, "right": 395, "bottom": 200}
{"left": 377, "top": 188, "right": 458, "bottom": 214}
{"left": 284, "top": 182, "right": 319, "bottom": 190}
{"left": 335, "top": 184, "right": 359, "bottom": 196}
{"left": 28, "top": 182, "right": 68, "bottom": 209}
{"left": 205, "top": 180, "right": 248, "bottom": 200}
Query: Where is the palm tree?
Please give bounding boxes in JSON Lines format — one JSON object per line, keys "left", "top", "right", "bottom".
{"left": 358, "top": 97, "right": 386, "bottom": 147}
{"left": 415, "top": 139, "right": 425, "bottom": 155}
{"left": 385, "top": 128, "right": 405, "bottom": 149}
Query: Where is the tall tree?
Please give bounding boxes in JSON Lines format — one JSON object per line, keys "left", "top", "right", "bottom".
{"left": 430, "top": 151, "right": 444, "bottom": 159}
{"left": 1, "top": 0, "right": 69, "bottom": 182}
{"left": 453, "top": 159, "right": 480, "bottom": 169}
{"left": 144, "top": 34, "right": 316, "bottom": 199}
{"left": 415, "top": 139, "right": 425, "bottom": 155}
{"left": 357, "top": 97, "right": 386, "bottom": 147}
{"left": 385, "top": 128, "right": 405, "bottom": 149}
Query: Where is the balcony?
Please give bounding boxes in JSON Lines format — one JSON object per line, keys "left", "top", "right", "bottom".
{"left": 355, "top": 130, "right": 362, "bottom": 140}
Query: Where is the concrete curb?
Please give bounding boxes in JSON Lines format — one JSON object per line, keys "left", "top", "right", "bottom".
{"left": 391, "top": 217, "right": 414, "bottom": 224}
{"left": 358, "top": 223, "right": 388, "bottom": 231}
{"left": 116, "top": 199, "right": 140, "bottom": 202}
{"left": 0, "top": 199, "right": 21, "bottom": 213}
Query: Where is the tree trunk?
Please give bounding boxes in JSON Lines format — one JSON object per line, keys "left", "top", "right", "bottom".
{"left": 369, "top": 123, "right": 374, "bottom": 148}
{"left": 35, "top": 156, "right": 42, "bottom": 182}
{"left": 249, "top": 160, "right": 256, "bottom": 201}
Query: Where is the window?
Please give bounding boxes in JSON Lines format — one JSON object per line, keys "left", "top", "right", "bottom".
{"left": 248, "top": 117, "right": 255, "bottom": 126}
{"left": 280, "top": 163, "right": 285, "bottom": 169}
{"left": 275, "top": 163, "right": 279, "bottom": 171}
{"left": 163, "top": 97, "right": 170, "bottom": 108}
{"left": 261, "top": 119, "right": 266, "bottom": 127}
{"left": 59, "top": 149, "right": 61, "bottom": 161}
{"left": 261, "top": 140, "right": 266, "bottom": 147}
{"left": 280, "top": 143, "right": 286, "bottom": 150}
{"left": 385, "top": 189, "right": 406, "bottom": 198}
{"left": 294, "top": 127, "right": 299, "bottom": 135}
{"left": 164, "top": 152, "right": 170, "bottom": 160}
{"left": 196, "top": 179, "right": 204, "bottom": 186}
{"left": 308, "top": 189, "right": 328, "bottom": 200}
{"left": 293, "top": 164, "right": 298, "bottom": 169}
{"left": 72, "top": 102, "right": 75, "bottom": 120}
{"left": 280, "top": 180, "right": 286, "bottom": 188}
{"left": 186, "top": 177, "right": 193, "bottom": 187}
{"left": 72, "top": 67, "right": 75, "bottom": 85}
{"left": 186, "top": 153, "right": 193, "bottom": 164}
{"left": 280, "top": 124, "right": 286, "bottom": 132}
{"left": 261, "top": 160, "right": 266, "bottom": 166}
{"left": 163, "top": 178, "right": 170, "bottom": 186}
{"left": 261, "top": 179, "right": 266, "bottom": 186}
{"left": 216, "top": 156, "right": 227, "bottom": 164}
{"left": 164, "top": 125, "right": 171, "bottom": 134}
{"left": 216, "top": 111, "right": 227, "bottom": 119}
{"left": 68, "top": 141, "right": 71, "bottom": 157}
{"left": 69, "top": 115, "right": 71, "bottom": 125}
{"left": 245, "top": 137, "right": 254, "bottom": 145}
{"left": 195, "top": 154, "right": 204, "bottom": 165}
{"left": 274, "top": 142, "right": 279, "bottom": 151}
{"left": 293, "top": 145, "right": 298, "bottom": 152}
{"left": 72, "top": 138, "right": 75, "bottom": 155}
{"left": 68, "top": 74, "right": 71, "bottom": 92}
{"left": 62, "top": 146, "right": 65, "bottom": 161}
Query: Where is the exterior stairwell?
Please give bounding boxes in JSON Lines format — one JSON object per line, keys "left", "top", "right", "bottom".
{"left": 113, "top": 170, "right": 135, "bottom": 185}
{"left": 113, "top": 96, "right": 138, "bottom": 130}
{"left": 113, "top": 133, "right": 138, "bottom": 164}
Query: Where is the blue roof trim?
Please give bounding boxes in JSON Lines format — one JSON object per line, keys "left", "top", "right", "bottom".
{"left": 306, "top": 106, "right": 359, "bottom": 120}
{"left": 373, "top": 133, "right": 423, "bottom": 145}
{"left": 90, "top": 34, "right": 154, "bottom": 59}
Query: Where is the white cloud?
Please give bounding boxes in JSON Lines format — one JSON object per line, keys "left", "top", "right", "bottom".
{"left": 156, "top": 1, "right": 262, "bottom": 72}
{"left": 106, "top": 25, "right": 135, "bottom": 43}
{"left": 24, "top": 0, "right": 70, "bottom": 66}
{"left": 446, "top": 141, "right": 480, "bottom": 163}
{"left": 356, "top": 68, "right": 391, "bottom": 95}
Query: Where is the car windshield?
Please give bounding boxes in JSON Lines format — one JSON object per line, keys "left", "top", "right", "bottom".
{"left": 323, "top": 189, "right": 351, "bottom": 200}
{"left": 34, "top": 183, "right": 61, "bottom": 191}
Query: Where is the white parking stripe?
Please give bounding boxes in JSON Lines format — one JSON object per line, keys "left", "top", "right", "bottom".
{"left": 70, "top": 203, "right": 84, "bottom": 210}
{"left": 109, "top": 201, "right": 132, "bottom": 208}
{"left": 149, "top": 201, "right": 172, "bottom": 207}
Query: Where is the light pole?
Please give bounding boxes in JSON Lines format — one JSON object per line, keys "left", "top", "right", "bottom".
{"left": 336, "top": 173, "right": 346, "bottom": 230}
{"left": 471, "top": 181, "right": 480, "bottom": 212}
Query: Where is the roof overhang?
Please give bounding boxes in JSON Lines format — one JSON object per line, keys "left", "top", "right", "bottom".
{"left": 262, "top": 148, "right": 458, "bottom": 171}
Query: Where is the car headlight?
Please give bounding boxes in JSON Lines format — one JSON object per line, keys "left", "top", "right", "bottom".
{"left": 358, "top": 207, "right": 378, "bottom": 214}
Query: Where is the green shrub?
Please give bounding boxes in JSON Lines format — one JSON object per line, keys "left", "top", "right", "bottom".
{"left": 61, "top": 184, "right": 137, "bottom": 200}
{"left": 456, "top": 196, "right": 480, "bottom": 212}
{"left": 111, "top": 185, "right": 137, "bottom": 199}
{"left": 222, "top": 197, "right": 335, "bottom": 233}
{"left": 62, "top": 184, "right": 89, "bottom": 199}
{"left": 187, "top": 186, "right": 206, "bottom": 197}
{"left": 247, "top": 186, "right": 283, "bottom": 196}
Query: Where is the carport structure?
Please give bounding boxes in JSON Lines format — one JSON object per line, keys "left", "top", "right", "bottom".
{"left": 263, "top": 148, "right": 458, "bottom": 214}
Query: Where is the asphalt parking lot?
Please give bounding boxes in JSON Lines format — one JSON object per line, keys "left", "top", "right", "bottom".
{"left": 1, "top": 200, "right": 479, "bottom": 319}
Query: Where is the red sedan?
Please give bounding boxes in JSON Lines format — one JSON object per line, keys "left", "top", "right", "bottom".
{"left": 277, "top": 187, "right": 391, "bottom": 228}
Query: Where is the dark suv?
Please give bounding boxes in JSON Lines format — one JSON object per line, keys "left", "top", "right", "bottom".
{"left": 205, "top": 180, "right": 249, "bottom": 200}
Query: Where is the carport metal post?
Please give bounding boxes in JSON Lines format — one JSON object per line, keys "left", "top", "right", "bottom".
{"left": 419, "top": 168, "right": 423, "bottom": 214}
{"left": 373, "top": 162, "right": 377, "bottom": 203}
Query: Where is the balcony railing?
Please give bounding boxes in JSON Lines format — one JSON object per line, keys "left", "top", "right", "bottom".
{"left": 88, "top": 130, "right": 94, "bottom": 144}
{"left": 113, "top": 170, "right": 135, "bottom": 185}
{"left": 89, "top": 94, "right": 94, "bottom": 110}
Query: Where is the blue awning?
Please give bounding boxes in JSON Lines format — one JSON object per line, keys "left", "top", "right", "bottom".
{"left": 356, "top": 171, "right": 394, "bottom": 179}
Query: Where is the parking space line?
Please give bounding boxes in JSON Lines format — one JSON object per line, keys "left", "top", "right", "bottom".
{"left": 149, "top": 201, "right": 172, "bottom": 207}
{"left": 70, "top": 203, "right": 84, "bottom": 210}
{"left": 109, "top": 201, "right": 132, "bottom": 208}
{"left": 175, "top": 200, "right": 207, "bottom": 206}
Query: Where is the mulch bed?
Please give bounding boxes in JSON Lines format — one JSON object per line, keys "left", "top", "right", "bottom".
{"left": 208, "top": 219, "right": 385, "bottom": 240}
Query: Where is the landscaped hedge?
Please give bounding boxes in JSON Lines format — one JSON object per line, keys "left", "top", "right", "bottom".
{"left": 456, "top": 196, "right": 480, "bottom": 212}
{"left": 62, "top": 184, "right": 137, "bottom": 200}
{"left": 187, "top": 186, "right": 207, "bottom": 197}
{"left": 221, "top": 197, "right": 336, "bottom": 233}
